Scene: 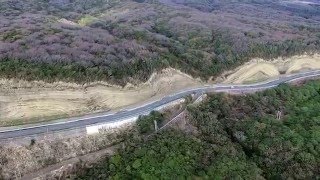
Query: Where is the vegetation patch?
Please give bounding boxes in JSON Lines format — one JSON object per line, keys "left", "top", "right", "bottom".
{"left": 2, "top": 30, "right": 22, "bottom": 42}
{"left": 78, "top": 15, "right": 99, "bottom": 26}
{"left": 136, "top": 111, "right": 164, "bottom": 134}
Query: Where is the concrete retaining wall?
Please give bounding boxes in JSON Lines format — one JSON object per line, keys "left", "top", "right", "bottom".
{"left": 86, "top": 98, "right": 186, "bottom": 135}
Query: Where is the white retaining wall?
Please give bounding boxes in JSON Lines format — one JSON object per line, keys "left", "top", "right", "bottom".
{"left": 86, "top": 98, "right": 185, "bottom": 135}
{"left": 86, "top": 116, "right": 138, "bottom": 135}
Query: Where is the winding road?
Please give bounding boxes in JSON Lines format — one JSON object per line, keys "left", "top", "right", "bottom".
{"left": 1, "top": 70, "right": 320, "bottom": 140}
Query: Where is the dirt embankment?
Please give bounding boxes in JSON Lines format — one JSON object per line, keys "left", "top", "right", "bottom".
{"left": 0, "top": 54, "right": 319, "bottom": 126}
{"left": 219, "top": 54, "right": 320, "bottom": 84}
{"left": 0, "top": 68, "right": 203, "bottom": 126}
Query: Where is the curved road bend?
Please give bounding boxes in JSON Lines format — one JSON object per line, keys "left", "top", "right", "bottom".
{"left": 1, "top": 70, "right": 320, "bottom": 140}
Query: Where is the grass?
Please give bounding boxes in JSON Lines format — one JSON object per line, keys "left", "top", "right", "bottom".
{"left": 78, "top": 15, "right": 99, "bottom": 26}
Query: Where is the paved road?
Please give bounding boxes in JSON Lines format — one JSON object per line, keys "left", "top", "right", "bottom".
{"left": 1, "top": 70, "right": 320, "bottom": 140}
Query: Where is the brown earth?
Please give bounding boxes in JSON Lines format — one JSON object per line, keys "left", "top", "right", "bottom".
{"left": 0, "top": 54, "right": 319, "bottom": 126}
{"left": 220, "top": 54, "right": 320, "bottom": 84}
{"left": 0, "top": 68, "right": 203, "bottom": 126}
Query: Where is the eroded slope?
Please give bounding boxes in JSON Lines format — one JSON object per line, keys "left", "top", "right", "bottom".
{"left": 0, "top": 68, "right": 202, "bottom": 126}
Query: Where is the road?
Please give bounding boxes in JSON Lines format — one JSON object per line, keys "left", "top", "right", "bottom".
{"left": 1, "top": 70, "right": 320, "bottom": 140}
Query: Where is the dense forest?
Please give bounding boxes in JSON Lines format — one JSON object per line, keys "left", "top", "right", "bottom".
{"left": 0, "top": 0, "right": 320, "bottom": 84}
{"left": 76, "top": 80, "right": 320, "bottom": 179}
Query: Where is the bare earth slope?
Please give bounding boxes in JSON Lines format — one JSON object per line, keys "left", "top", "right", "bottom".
{"left": 0, "top": 68, "right": 202, "bottom": 126}
{"left": 1, "top": 55, "right": 320, "bottom": 126}
{"left": 222, "top": 54, "right": 320, "bottom": 84}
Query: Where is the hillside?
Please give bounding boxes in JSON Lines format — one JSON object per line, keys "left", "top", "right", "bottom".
{"left": 1, "top": 1, "right": 320, "bottom": 179}
{"left": 76, "top": 80, "right": 320, "bottom": 179}
{"left": 0, "top": 0, "right": 320, "bottom": 85}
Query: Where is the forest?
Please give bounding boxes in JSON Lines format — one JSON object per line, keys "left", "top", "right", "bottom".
{"left": 0, "top": 0, "right": 320, "bottom": 84}
{"left": 76, "top": 80, "right": 320, "bottom": 179}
